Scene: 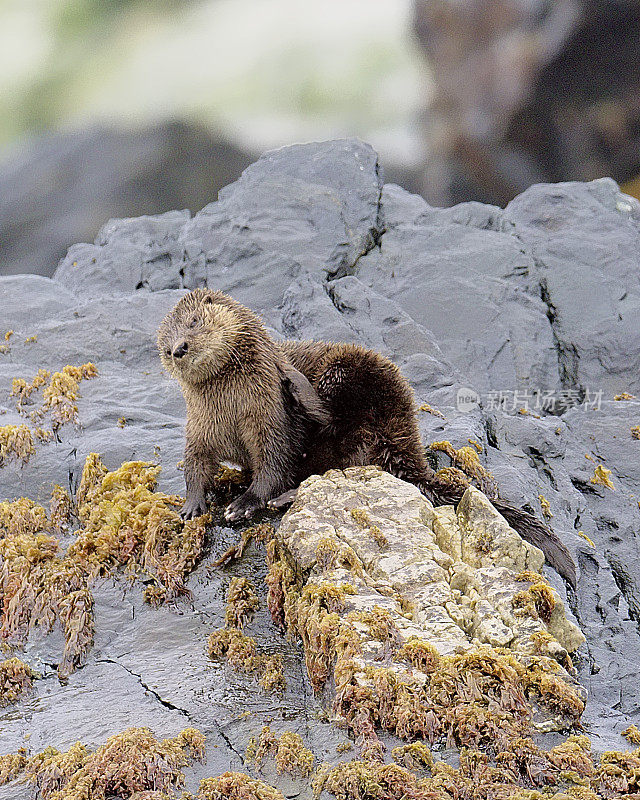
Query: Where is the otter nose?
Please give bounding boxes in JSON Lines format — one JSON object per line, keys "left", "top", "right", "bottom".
{"left": 172, "top": 341, "right": 189, "bottom": 359}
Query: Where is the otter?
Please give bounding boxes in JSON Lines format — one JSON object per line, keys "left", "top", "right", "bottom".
{"left": 157, "top": 288, "right": 576, "bottom": 587}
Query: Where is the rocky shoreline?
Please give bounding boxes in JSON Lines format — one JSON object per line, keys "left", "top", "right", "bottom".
{"left": 1, "top": 139, "right": 639, "bottom": 797}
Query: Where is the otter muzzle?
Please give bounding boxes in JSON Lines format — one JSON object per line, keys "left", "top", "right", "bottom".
{"left": 172, "top": 341, "right": 189, "bottom": 359}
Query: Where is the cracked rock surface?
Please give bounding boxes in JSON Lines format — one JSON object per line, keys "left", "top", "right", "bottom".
{"left": 1, "top": 138, "right": 640, "bottom": 792}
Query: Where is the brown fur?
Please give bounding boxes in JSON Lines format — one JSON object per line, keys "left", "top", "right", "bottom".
{"left": 158, "top": 289, "right": 576, "bottom": 587}
{"left": 157, "top": 289, "right": 328, "bottom": 521}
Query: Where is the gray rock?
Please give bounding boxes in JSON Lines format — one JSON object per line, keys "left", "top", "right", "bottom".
{"left": 505, "top": 178, "right": 640, "bottom": 397}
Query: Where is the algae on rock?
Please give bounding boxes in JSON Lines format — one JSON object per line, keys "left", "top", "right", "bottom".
{"left": 0, "top": 726, "right": 205, "bottom": 797}
{"left": 70, "top": 453, "right": 208, "bottom": 600}
{"left": 0, "top": 657, "right": 37, "bottom": 706}
{"left": 0, "top": 454, "right": 209, "bottom": 681}
{"left": 266, "top": 466, "right": 586, "bottom": 775}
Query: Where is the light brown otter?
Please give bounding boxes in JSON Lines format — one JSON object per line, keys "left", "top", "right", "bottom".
{"left": 158, "top": 288, "right": 576, "bottom": 587}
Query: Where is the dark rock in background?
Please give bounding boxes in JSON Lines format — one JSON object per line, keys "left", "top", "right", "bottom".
{"left": 413, "top": 0, "right": 640, "bottom": 206}
{"left": 0, "top": 121, "right": 252, "bottom": 277}
{"left": 1, "top": 139, "right": 640, "bottom": 789}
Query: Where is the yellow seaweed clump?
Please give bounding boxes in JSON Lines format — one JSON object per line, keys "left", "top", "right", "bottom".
{"left": 207, "top": 628, "right": 285, "bottom": 694}
{"left": 50, "top": 485, "right": 73, "bottom": 530}
{"left": 9, "top": 363, "right": 96, "bottom": 435}
{"left": 0, "top": 497, "right": 49, "bottom": 537}
{"left": 594, "top": 747, "right": 640, "bottom": 796}
{"left": 10, "top": 369, "right": 50, "bottom": 408}
{"left": 430, "top": 441, "right": 497, "bottom": 496}
{"left": 225, "top": 577, "right": 259, "bottom": 629}
{"left": 391, "top": 742, "right": 433, "bottom": 772}
{"left": 30, "top": 363, "right": 98, "bottom": 429}
{"left": 512, "top": 575, "right": 556, "bottom": 624}
{"left": 590, "top": 464, "right": 615, "bottom": 490}
{"left": 197, "top": 772, "right": 284, "bottom": 800}
{"left": 435, "top": 466, "right": 471, "bottom": 492}
{"left": 285, "top": 581, "right": 356, "bottom": 692}
{"left": 273, "top": 731, "right": 314, "bottom": 777}
{"left": 632, "top": 426, "right": 640, "bottom": 440}
{"left": 143, "top": 584, "right": 167, "bottom": 608}
{"left": 538, "top": 494, "right": 553, "bottom": 520}
{"left": 0, "top": 657, "right": 37, "bottom": 706}
{"left": 0, "top": 726, "right": 205, "bottom": 798}
{"left": 250, "top": 726, "right": 314, "bottom": 778}
{"left": 0, "top": 522, "right": 94, "bottom": 681}
{"left": 265, "top": 543, "right": 299, "bottom": 630}
{"left": 0, "top": 331, "right": 12, "bottom": 355}
{"left": 312, "top": 760, "right": 422, "bottom": 800}
{"left": 418, "top": 403, "right": 445, "bottom": 419}
{"left": 349, "top": 509, "right": 387, "bottom": 548}
{"left": 393, "top": 637, "right": 441, "bottom": 673}
{"left": 0, "top": 425, "right": 35, "bottom": 466}
{"left": 70, "top": 454, "right": 208, "bottom": 600}
{"left": 350, "top": 508, "right": 373, "bottom": 527}
{"left": 622, "top": 725, "right": 640, "bottom": 745}
{"left": 346, "top": 607, "right": 397, "bottom": 645}
{"left": 315, "top": 537, "right": 341, "bottom": 571}
{"left": 0, "top": 748, "right": 27, "bottom": 785}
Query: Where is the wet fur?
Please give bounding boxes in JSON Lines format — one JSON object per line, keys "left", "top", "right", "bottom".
{"left": 158, "top": 290, "right": 576, "bottom": 587}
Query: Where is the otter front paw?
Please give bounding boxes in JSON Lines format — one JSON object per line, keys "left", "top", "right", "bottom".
{"left": 224, "top": 490, "right": 263, "bottom": 522}
{"left": 180, "top": 494, "right": 208, "bottom": 519}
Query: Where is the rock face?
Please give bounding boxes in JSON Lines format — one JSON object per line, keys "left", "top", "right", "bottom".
{"left": 1, "top": 139, "right": 640, "bottom": 792}
{"left": 267, "top": 466, "right": 587, "bottom": 768}
{"left": 277, "top": 466, "right": 583, "bottom": 660}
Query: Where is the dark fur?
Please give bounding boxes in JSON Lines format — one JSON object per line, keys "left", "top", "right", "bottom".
{"left": 158, "top": 290, "right": 576, "bottom": 587}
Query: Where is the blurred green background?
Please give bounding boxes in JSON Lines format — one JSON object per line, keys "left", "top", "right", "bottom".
{"left": 0, "top": 0, "right": 424, "bottom": 167}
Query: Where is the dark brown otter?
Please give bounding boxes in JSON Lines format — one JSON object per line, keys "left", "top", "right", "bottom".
{"left": 157, "top": 289, "right": 577, "bottom": 587}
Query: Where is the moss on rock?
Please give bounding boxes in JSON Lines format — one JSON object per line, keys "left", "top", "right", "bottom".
{"left": 0, "top": 726, "right": 205, "bottom": 797}
{"left": 0, "top": 657, "right": 37, "bottom": 706}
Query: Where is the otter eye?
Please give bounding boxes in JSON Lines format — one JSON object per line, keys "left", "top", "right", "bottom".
{"left": 203, "top": 296, "right": 213, "bottom": 305}
{"left": 165, "top": 348, "right": 171, "bottom": 356}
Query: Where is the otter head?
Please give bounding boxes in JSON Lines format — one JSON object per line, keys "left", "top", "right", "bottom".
{"left": 157, "top": 289, "right": 241, "bottom": 384}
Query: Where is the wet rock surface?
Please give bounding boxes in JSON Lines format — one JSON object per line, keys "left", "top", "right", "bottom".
{"left": 1, "top": 139, "right": 639, "bottom": 795}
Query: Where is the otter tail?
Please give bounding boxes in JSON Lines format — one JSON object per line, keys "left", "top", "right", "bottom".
{"left": 490, "top": 499, "right": 576, "bottom": 589}
{"left": 416, "top": 478, "right": 576, "bottom": 589}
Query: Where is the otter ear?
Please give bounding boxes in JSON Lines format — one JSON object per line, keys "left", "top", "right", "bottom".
{"left": 279, "top": 362, "right": 330, "bottom": 425}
